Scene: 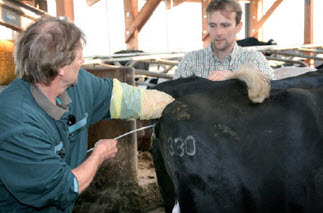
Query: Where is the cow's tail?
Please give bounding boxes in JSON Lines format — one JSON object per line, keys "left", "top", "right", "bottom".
{"left": 224, "top": 63, "right": 271, "bottom": 103}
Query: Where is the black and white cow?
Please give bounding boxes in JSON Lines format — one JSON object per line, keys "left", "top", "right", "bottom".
{"left": 151, "top": 68, "right": 323, "bottom": 213}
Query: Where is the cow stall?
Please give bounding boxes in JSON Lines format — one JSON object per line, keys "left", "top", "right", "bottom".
{"left": 72, "top": 65, "right": 162, "bottom": 213}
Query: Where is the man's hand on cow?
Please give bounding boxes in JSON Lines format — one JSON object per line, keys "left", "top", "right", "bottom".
{"left": 92, "top": 139, "right": 118, "bottom": 164}
{"left": 207, "top": 70, "right": 232, "bottom": 81}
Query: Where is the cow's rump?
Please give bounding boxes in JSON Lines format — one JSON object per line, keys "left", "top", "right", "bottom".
{"left": 152, "top": 69, "right": 323, "bottom": 213}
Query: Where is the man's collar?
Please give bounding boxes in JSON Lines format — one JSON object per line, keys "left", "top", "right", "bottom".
{"left": 230, "top": 42, "right": 239, "bottom": 59}
{"left": 208, "top": 42, "right": 238, "bottom": 61}
{"left": 30, "top": 84, "right": 72, "bottom": 120}
{"left": 206, "top": 45, "right": 213, "bottom": 55}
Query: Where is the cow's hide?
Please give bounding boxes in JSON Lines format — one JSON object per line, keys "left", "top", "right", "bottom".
{"left": 151, "top": 69, "right": 323, "bottom": 213}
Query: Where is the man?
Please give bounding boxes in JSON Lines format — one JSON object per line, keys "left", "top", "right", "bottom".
{"left": 175, "top": 0, "right": 274, "bottom": 81}
{"left": 0, "top": 17, "right": 174, "bottom": 212}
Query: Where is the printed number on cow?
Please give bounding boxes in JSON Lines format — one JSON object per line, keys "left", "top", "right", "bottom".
{"left": 167, "top": 136, "right": 196, "bottom": 157}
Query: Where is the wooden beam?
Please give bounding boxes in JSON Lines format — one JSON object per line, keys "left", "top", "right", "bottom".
{"left": 86, "top": 0, "right": 101, "bottom": 6}
{"left": 304, "top": 0, "right": 314, "bottom": 66}
{"left": 56, "top": 0, "right": 74, "bottom": 22}
{"left": 202, "top": 0, "right": 210, "bottom": 48}
{"left": 166, "top": 0, "right": 200, "bottom": 9}
{"left": 175, "top": 0, "right": 200, "bottom": 4}
{"left": 304, "top": 0, "right": 313, "bottom": 44}
{"left": 21, "top": 0, "right": 47, "bottom": 11}
{"left": 124, "top": 0, "right": 138, "bottom": 49}
{"left": 249, "top": 0, "right": 260, "bottom": 38}
{"left": 167, "top": 0, "right": 246, "bottom": 9}
{"left": 251, "top": 0, "right": 283, "bottom": 38}
{"left": 21, "top": 1, "right": 35, "bottom": 7}
{"left": 2, "top": 0, "right": 47, "bottom": 15}
{"left": 37, "top": 0, "right": 48, "bottom": 11}
{"left": 125, "top": 0, "right": 161, "bottom": 43}
{"left": 0, "top": 0, "right": 48, "bottom": 31}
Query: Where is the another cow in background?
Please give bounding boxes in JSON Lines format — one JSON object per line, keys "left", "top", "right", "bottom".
{"left": 237, "top": 37, "right": 276, "bottom": 47}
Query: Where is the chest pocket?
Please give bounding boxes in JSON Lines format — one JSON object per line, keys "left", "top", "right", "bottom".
{"left": 55, "top": 141, "right": 65, "bottom": 159}
{"left": 68, "top": 113, "right": 88, "bottom": 141}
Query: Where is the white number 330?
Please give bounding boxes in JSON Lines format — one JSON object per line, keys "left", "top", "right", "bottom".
{"left": 167, "top": 136, "right": 196, "bottom": 157}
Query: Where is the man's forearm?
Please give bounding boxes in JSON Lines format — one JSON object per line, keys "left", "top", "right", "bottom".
{"left": 72, "top": 139, "right": 118, "bottom": 193}
{"left": 71, "top": 154, "right": 103, "bottom": 193}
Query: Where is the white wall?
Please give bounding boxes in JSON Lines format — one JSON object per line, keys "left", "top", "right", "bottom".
{"left": 0, "top": 26, "right": 13, "bottom": 40}
{"left": 70, "top": 0, "right": 323, "bottom": 57}
{"left": 138, "top": 2, "right": 203, "bottom": 53}
{"left": 48, "top": 0, "right": 205, "bottom": 56}
{"left": 262, "top": 0, "right": 304, "bottom": 46}
{"left": 73, "top": 0, "right": 126, "bottom": 57}
{"left": 72, "top": 1, "right": 205, "bottom": 56}
{"left": 1, "top": 0, "right": 322, "bottom": 57}
{"left": 48, "top": 0, "right": 126, "bottom": 57}
{"left": 262, "top": 0, "right": 323, "bottom": 46}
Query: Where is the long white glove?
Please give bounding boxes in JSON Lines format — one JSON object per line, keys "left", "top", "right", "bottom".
{"left": 110, "top": 79, "right": 174, "bottom": 120}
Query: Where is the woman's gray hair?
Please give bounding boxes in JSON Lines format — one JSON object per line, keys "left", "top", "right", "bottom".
{"left": 206, "top": 0, "right": 242, "bottom": 25}
{"left": 14, "top": 17, "right": 86, "bottom": 85}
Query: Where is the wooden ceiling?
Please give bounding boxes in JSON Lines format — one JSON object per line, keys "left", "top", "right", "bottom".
{"left": 0, "top": 0, "right": 49, "bottom": 31}
{"left": 0, "top": 0, "right": 314, "bottom": 50}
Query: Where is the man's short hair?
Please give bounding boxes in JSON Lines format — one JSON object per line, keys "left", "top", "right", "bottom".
{"left": 206, "top": 0, "right": 242, "bottom": 25}
{"left": 14, "top": 17, "right": 86, "bottom": 85}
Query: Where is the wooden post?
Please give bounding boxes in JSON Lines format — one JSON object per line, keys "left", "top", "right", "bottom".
{"left": 304, "top": 0, "right": 313, "bottom": 44}
{"left": 55, "top": 0, "right": 74, "bottom": 22}
{"left": 124, "top": 0, "right": 139, "bottom": 50}
{"left": 21, "top": 1, "right": 35, "bottom": 7}
{"left": 22, "top": 0, "right": 48, "bottom": 11}
{"left": 304, "top": 0, "right": 314, "bottom": 66}
{"left": 37, "top": 0, "right": 48, "bottom": 11}
{"left": 202, "top": 0, "right": 210, "bottom": 48}
{"left": 249, "top": 0, "right": 259, "bottom": 39}
{"left": 251, "top": 0, "right": 283, "bottom": 39}
{"left": 124, "top": 0, "right": 161, "bottom": 49}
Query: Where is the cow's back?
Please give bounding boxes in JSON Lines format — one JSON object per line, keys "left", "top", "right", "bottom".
{"left": 152, "top": 69, "right": 323, "bottom": 213}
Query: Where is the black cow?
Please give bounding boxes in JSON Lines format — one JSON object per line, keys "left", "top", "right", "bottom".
{"left": 151, "top": 69, "right": 323, "bottom": 213}
{"left": 113, "top": 49, "right": 150, "bottom": 70}
{"left": 237, "top": 37, "right": 276, "bottom": 47}
{"left": 316, "top": 63, "right": 323, "bottom": 70}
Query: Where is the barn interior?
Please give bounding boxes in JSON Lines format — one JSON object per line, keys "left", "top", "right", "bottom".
{"left": 0, "top": 0, "right": 323, "bottom": 212}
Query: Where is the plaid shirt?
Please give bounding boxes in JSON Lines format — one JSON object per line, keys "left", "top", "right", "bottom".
{"left": 175, "top": 43, "right": 275, "bottom": 80}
